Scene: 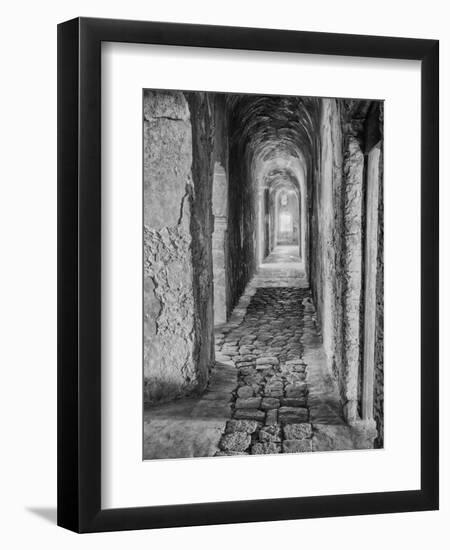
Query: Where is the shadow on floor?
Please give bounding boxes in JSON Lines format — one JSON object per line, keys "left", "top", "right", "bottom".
{"left": 26, "top": 506, "right": 57, "bottom": 525}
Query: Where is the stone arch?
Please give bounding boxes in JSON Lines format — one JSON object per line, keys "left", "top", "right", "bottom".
{"left": 254, "top": 154, "right": 308, "bottom": 274}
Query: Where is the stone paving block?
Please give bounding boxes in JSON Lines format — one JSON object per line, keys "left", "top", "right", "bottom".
{"left": 244, "top": 374, "right": 262, "bottom": 384}
{"left": 256, "top": 364, "right": 275, "bottom": 372}
{"left": 256, "top": 356, "right": 279, "bottom": 366}
{"left": 238, "top": 354, "right": 256, "bottom": 361}
{"left": 226, "top": 419, "right": 259, "bottom": 434}
{"left": 220, "top": 432, "right": 251, "bottom": 452}
{"left": 237, "top": 386, "right": 254, "bottom": 398}
{"left": 259, "top": 425, "right": 281, "bottom": 443}
{"left": 236, "top": 361, "right": 254, "bottom": 368}
{"left": 283, "top": 423, "right": 313, "bottom": 440}
{"left": 222, "top": 348, "right": 238, "bottom": 355}
{"left": 238, "top": 366, "right": 254, "bottom": 376}
{"left": 235, "top": 397, "right": 262, "bottom": 409}
{"left": 251, "top": 442, "right": 281, "bottom": 455}
{"left": 292, "top": 365, "right": 306, "bottom": 373}
{"left": 260, "top": 397, "right": 280, "bottom": 410}
{"left": 265, "top": 389, "right": 283, "bottom": 398}
{"left": 265, "top": 386, "right": 283, "bottom": 395}
{"left": 240, "top": 337, "right": 256, "bottom": 344}
{"left": 265, "top": 409, "right": 278, "bottom": 425}
{"left": 267, "top": 380, "right": 283, "bottom": 388}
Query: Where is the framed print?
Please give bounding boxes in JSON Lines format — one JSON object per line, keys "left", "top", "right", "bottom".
{"left": 57, "top": 17, "right": 439, "bottom": 532}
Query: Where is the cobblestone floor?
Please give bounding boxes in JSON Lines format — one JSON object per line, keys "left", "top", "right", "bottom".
{"left": 143, "top": 246, "right": 372, "bottom": 460}
{"left": 216, "top": 287, "right": 315, "bottom": 455}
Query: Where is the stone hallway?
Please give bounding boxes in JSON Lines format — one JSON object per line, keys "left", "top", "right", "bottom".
{"left": 144, "top": 246, "right": 372, "bottom": 459}
{"left": 143, "top": 91, "right": 384, "bottom": 455}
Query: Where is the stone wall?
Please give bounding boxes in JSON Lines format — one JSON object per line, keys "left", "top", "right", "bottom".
{"left": 227, "top": 145, "right": 258, "bottom": 312}
{"left": 310, "top": 98, "right": 344, "bottom": 397}
{"left": 185, "top": 91, "right": 216, "bottom": 397}
{"left": 212, "top": 96, "right": 229, "bottom": 324}
{"left": 310, "top": 98, "right": 382, "bottom": 429}
{"left": 143, "top": 90, "right": 214, "bottom": 405}
{"left": 341, "top": 135, "right": 364, "bottom": 421}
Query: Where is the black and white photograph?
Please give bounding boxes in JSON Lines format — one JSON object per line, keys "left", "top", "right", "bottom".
{"left": 0, "top": 0, "right": 445, "bottom": 541}
{"left": 143, "top": 89, "right": 384, "bottom": 459}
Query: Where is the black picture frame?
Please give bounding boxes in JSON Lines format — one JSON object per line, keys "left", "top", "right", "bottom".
{"left": 57, "top": 17, "right": 439, "bottom": 533}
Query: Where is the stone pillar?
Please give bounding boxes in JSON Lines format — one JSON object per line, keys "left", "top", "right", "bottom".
{"left": 212, "top": 215, "right": 228, "bottom": 325}
{"left": 269, "top": 188, "right": 276, "bottom": 252}
{"left": 212, "top": 162, "right": 228, "bottom": 325}
{"left": 143, "top": 90, "right": 197, "bottom": 405}
{"left": 298, "top": 191, "right": 302, "bottom": 260}
{"left": 342, "top": 135, "right": 364, "bottom": 422}
{"left": 362, "top": 144, "right": 382, "bottom": 420}
{"left": 257, "top": 188, "right": 265, "bottom": 265}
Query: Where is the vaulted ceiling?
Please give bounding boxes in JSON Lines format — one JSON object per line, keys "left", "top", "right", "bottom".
{"left": 227, "top": 94, "right": 320, "bottom": 164}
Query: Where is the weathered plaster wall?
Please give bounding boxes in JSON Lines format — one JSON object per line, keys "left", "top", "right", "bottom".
{"left": 143, "top": 90, "right": 214, "bottom": 405}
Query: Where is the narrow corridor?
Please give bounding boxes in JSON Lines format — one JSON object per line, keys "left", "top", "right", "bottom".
{"left": 143, "top": 90, "right": 383, "bottom": 459}
{"left": 144, "top": 246, "right": 370, "bottom": 458}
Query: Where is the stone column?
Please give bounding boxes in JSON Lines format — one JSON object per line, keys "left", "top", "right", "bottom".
{"left": 342, "top": 135, "right": 364, "bottom": 423}
{"left": 212, "top": 162, "right": 228, "bottom": 325}
{"left": 341, "top": 136, "right": 378, "bottom": 448}
{"left": 362, "top": 144, "right": 382, "bottom": 421}
{"left": 212, "top": 215, "right": 228, "bottom": 325}
{"left": 143, "top": 90, "right": 197, "bottom": 405}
